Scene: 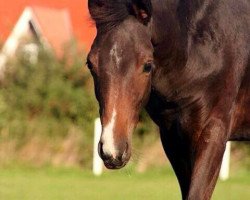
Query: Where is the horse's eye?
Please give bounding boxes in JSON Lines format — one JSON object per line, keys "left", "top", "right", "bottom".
{"left": 86, "top": 59, "right": 93, "bottom": 70}
{"left": 143, "top": 63, "right": 152, "bottom": 73}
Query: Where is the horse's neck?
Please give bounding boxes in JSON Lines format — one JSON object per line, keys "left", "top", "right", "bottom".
{"left": 151, "top": 0, "right": 187, "bottom": 66}
{"left": 151, "top": 0, "right": 216, "bottom": 59}
{"left": 150, "top": 0, "right": 208, "bottom": 103}
{"left": 151, "top": 0, "right": 187, "bottom": 97}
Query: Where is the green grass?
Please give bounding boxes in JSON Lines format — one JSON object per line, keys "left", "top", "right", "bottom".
{"left": 0, "top": 165, "right": 249, "bottom": 200}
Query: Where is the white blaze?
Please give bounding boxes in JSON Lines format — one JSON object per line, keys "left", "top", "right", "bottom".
{"left": 110, "top": 43, "right": 121, "bottom": 67}
{"left": 102, "top": 109, "right": 117, "bottom": 156}
{"left": 101, "top": 45, "right": 121, "bottom": 157}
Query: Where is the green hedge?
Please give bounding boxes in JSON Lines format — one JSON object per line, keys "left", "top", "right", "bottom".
{"left": 1, "top": 48, "right": 98, "bottom": 136}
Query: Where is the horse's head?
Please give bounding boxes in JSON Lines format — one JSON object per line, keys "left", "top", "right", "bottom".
{"left": 88, "top": 0, "right": 153, "bottom": 169}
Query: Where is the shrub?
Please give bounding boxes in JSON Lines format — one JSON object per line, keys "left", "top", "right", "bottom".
{"left": 0, "top": 47, "right": 98, "bottom": 167}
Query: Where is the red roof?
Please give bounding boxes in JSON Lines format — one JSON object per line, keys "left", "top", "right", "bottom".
{"left": 0, "top": 0, "right": 96, "bottom": 52}
{"left": 32, "top": 6, "right": 73, "bottom": 57}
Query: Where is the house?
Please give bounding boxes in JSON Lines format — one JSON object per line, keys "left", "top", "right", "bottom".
{"left": 0, "top": 0, "right": 96, "bottom": 76}
{"left": 2, "top": 6, "right": 73, "bottom": 58}
{"left": 0, "top": 0, "right": 96, "bottom": 51}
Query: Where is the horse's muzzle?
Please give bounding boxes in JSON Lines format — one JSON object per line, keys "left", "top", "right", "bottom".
{"left": 98, "top": 141, "right": 130, "bottom": 169}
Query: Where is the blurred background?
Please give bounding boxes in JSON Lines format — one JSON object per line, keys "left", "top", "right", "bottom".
{"left": 0, "top": 0, "right": 249, "bottom": 199}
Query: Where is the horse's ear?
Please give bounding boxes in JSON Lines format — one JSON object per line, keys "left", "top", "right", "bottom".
{"left": 88, "top": 0, "right": 104, "bottom": 10}
{"left": 88, "top": 0, "right": 106, "bottom": 22}
{"left": 129, "top": 0, "right": 152, "bottom": 25}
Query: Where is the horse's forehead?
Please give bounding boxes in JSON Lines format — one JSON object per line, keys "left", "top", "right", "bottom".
{"left": 89, "top": 21, "right": 153, "bottom": 72}
{"left": 109, "top": 42, "right": 123, "bottom": 68}
{"left": 99, "top": 32, "right": 134, "bottom": 62}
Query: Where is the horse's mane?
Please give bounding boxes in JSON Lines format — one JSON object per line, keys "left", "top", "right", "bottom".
{"left": 88, "top": 0, "right": 132, "bottom": 33}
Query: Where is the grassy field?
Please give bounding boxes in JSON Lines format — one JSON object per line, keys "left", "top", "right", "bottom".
{"left": 0, "top": 165, "right": 249, "bottom": 200}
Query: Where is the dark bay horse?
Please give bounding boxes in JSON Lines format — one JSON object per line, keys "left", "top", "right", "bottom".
{"left": 87, "top": 0, "right": 250, "bottom": 199}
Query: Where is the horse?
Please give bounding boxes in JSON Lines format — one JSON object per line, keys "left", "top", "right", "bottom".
{"left": 87, "top": 0, "right": 250, "bottom": 199}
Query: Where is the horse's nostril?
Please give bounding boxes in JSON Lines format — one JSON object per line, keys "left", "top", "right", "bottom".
{"left": 98, "top": 142, "right": 107, "bottom": 158}
{"left": 98, "top": 141, "right": 103, "bottom": 156}
{"left": 117, "top": 153, "right": 123, "bottom": 161}
{"left": 125, "top": 142, "right": 129, "bottom": 153}
{"left": 98, "top": 141, "right": 113, "bottom": 161}
{"left": 98, "top": 140, "right": 130, "bottom": 166}
{"left": 121, "top": 142, "right": 129, "bottom": 161}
